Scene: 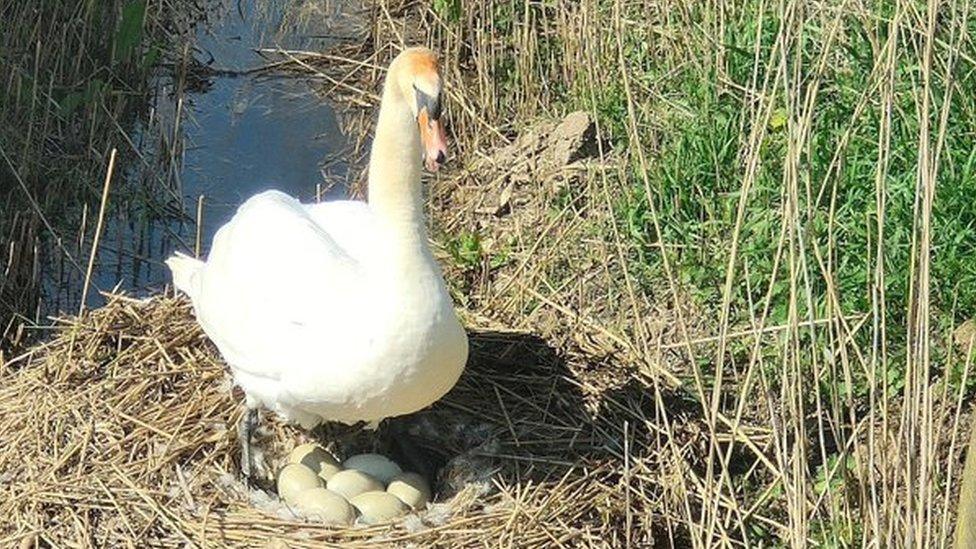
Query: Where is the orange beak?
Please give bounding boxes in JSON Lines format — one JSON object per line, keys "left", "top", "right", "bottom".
{"left": 418, "top": 109, "right": 448, "bottom": 172}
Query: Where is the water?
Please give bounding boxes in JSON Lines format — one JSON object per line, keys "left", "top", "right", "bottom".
{"left": 60, "top": 0, "right": 362, "bottom": 311}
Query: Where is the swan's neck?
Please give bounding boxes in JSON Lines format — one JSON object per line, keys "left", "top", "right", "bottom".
{"left": 367, "top": 79, "right": 426, "bottom": 247}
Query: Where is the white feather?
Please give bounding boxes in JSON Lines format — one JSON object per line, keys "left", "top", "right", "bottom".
{"left": 165, "top": 252, "right": 204, "bottom": 299}
{"left": 169, "top": 189, "right": 467, "bottom": 428}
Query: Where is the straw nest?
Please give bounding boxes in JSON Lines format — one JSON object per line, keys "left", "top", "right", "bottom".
{"left": 0, "top": 292, "right": 704, "bottom": 547}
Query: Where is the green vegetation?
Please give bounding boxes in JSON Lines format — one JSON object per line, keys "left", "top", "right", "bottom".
{"left": 430, "top": 0, "right": 976, "bottom": 545}
{"left": 585, "top": 3, "right": 976, "bottom": 329}
{"left": 0, "top": 0, "right": 194, "bottom": 348}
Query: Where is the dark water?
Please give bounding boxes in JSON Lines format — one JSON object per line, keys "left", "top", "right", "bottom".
{"left": 61, "top": 0, "right": 360, "bottom": 311}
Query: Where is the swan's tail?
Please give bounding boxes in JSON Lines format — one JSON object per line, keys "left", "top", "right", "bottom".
{"left": 165, "top": 252, "right": 204, "bottom": 300}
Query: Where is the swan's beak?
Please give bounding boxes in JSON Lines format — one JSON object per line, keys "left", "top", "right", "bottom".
{"left": 418, "top": 109, "right": 448, "bottom": 173}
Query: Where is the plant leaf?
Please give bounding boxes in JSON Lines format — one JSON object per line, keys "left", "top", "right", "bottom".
{"left": 114, "top": 1, "right": 146, "bottom": 63}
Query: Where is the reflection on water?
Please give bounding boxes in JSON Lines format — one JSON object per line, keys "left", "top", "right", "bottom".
{"left": 72, "top": 0, "right": 353, "bottom": 310}
{"left": 177, "top": 74, "right": 345, "bottom": 241}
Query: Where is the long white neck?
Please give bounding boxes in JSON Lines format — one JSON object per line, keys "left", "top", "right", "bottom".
{"left": 367, "top": 75, "right": 427, "bottom": 247}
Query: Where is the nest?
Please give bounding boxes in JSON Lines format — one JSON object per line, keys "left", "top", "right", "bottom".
{"left": 0, "top": 293, "right": 703, "bottom": 547}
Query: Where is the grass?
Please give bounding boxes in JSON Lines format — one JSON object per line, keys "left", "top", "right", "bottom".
{"left": 417, "top": 0, "right": 976, "bottom": 545}
{"left": 586, "top": 1, "right": 976, "bottom": 329}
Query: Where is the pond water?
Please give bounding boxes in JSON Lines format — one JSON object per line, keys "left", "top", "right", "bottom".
{"left": 60, "top": 0, "right": 358, "bottom": 312}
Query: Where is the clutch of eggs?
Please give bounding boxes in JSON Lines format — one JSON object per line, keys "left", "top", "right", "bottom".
{"left": 276, "top": 444, "right": 432, "bottom": 525}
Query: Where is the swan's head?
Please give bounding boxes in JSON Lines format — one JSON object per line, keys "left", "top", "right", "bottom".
{"left": 391, "top": 47, "right": 448, "bottom": 172}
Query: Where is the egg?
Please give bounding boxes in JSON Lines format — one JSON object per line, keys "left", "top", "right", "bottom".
{"left": 342, "top": 453, "right": 402, "bottom": 484}
{"left": 350, "top": 491, "right": 409, "bottom": 524}
{"left": 316, "top": 461, "right": 343, "bottom": 482}
{"left": 326, "top": 469, "right": 384, "bottom": 500}
{"left": 289, "top": 443, "right": 341, "bottom": 480}
{"left": 277, "top": 463, "right": 323, "bottom": 504}
{"left": 386, "top": 472, "right": 432, "bottom": 509}
{"left": 291, "top": 487, "right": 357, "bottom": 525}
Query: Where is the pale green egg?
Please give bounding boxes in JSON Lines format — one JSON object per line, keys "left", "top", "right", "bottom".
{"left": 326, "top": 469, "right": 384, "bottom": 500}
{"left": 342, "top": 453, "right": 402, "bottom": 484}
{"left": 387, "top": 472, "right": 431, "bottom": 509}
{"left": 350, "top": 491, "right": 409, "bottom": 524}
{"left": 277, "top": 463, "right": 323, "bottom": 504}
{"left": 292, "top": 487, "right": 356, "bottom": 525}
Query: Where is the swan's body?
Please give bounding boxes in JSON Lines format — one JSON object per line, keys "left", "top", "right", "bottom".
{"left": 167, "top": 48, "right": 466, "bottom": 432}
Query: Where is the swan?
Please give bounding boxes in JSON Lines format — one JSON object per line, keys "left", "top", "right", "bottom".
{"left": 166, "top": 48, "right": 468, "bottom": 480}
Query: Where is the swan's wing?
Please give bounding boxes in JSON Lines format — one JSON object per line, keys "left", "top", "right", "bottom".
{"left": 191, "top": 190, "right": 373, "bottom": 380}
{"left": 303, "top": 200, "right": 381, "bottom": 264}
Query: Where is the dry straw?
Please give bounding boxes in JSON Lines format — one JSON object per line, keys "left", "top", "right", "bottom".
{"left": 0, "top": 292, "right": 690, "bottom": 547}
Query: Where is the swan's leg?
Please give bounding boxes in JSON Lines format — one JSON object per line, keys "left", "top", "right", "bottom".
{"left": 238, "top": 408, "right": 268, "bottom": 484}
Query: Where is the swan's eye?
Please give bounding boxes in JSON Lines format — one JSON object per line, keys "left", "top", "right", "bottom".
{"left": 413, "top": 85, "right": 441, "bottom": 121}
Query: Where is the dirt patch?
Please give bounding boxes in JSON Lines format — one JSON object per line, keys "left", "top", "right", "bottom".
{"left": 471, "top": 110, "right": 600, "bottom": 217}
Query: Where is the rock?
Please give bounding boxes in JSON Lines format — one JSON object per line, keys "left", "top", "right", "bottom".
{"left": 488, "top": 111, "right": 597, "bottom": 175}
{"left": 473, "top": 111, "right": 600, "bottom": 219}
{"left": 544, "top": 111, "right": 597, "bottom": 168}
{"left": 515, "top": 120, "right": 555, "bottom": 154}
{"left": 955, "top": 319, "right": 976, "bottom": 348}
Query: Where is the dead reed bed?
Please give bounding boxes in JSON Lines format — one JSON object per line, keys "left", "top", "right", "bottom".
{"left": 0, "top": 0, "right": 203, "bottom": 349}
{"left": 2, "top": 9, "right": 705, "bottom": 543}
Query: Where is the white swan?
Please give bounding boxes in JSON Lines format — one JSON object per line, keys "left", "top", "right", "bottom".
{"left": 166, "top": 48, "right": 467, "bottom": 477}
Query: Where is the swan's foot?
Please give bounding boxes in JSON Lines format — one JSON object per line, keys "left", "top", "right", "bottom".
{"left": 238, "top": 408, "right": 270, "bottom": 486}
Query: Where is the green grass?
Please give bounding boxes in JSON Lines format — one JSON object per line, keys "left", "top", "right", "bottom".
{"left": 597, "top": 14, "right": 976, "bottom": 533}
{"left": 580, "top": 4, "right": 976, "bottom": 412}
{"left": 432, "top": 0, "right": 976, "bottom": 544}
{"left": 583, "top": 2, "right": 975, "bottom": 543}
{"left": 588, "top": 0, "right": 976, "bottom": 343}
